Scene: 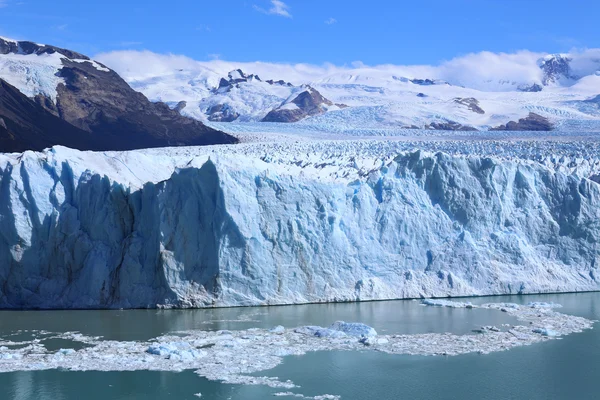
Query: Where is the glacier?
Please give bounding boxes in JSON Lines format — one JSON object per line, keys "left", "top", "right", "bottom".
{"left": 0, "top": 141, "right": 600, "bottom": 309}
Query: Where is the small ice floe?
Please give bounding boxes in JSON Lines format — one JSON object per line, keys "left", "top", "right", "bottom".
{"left": 528, "top": 302, "right": 562, "bottom": 309}
{"left": 273, "top": 392, "right": 341, "bottom": 399}
{"left": 473, "top": 326, "right": 501, "bottom": 334}
{"left": 146, "top": 342, "right": 206, "bottom": 361}
{"left": 56, "top": 349, "right": 76, "bottom": 356}
{"left": 421, "top": 299, "right": 475, "bottom": 308}
{"left": 532, "top": 328, "right": 559, "bottom": 337}
{"left": 295, "top": 322, "right": 376, "bottom": 338}
{"left": 0, "top": 353, "right": 22, "bottom": 360}
{"left": 294, "top": 326, "right": 347, "bottom": 339}
{"left": 329, "top": 322, "right": 377, "bottom": 337}
{"left": 269, "top": 326, "right": 286, "bottom": 334}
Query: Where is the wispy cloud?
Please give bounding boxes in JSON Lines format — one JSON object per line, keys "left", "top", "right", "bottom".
{"left": 196, "top": 24, "right": 211, "bottom": 32}
{"left": 97, "top": 48, "right": 600, "bottom": 92}
{"left": 54, "top": 24, "right": 68, "bottom": 31}
{"left": 325, "top": 17, "right": 337, "bottom": 25}
{"left": 0, "top": 0, "right": 9, "bottom": 8}
{"left": 253, "top": 0, "right": 292, "bottom": 18}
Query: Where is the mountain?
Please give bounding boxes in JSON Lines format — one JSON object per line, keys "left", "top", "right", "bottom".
{"left": 539, "top": 54, "right": 577, "bottom": 86}
{"left": 490, "top": 112, "right": 554, "bottom": 131}
{"left": 0, "top": 79, "right": 104, "bottom": 152}
{"left": 0, "top": 37, "right": 237, "bottom": 152}
{"left": 262, "top": 86, "right": 341, "bottom": 122}
{"left": 114, "top": 52, "right": 600, "bottom": 132}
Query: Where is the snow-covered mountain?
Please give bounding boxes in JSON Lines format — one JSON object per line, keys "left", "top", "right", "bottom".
{"left": 98, "top": 49, "right": 600, "bottom": 132}
{"left": 1, "top": 143, "right": 599, "bottom": 309}
{"left": 0, "top": 37, "right": 236, "bottom": 152}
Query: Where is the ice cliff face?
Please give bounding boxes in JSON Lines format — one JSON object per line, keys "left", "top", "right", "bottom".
{"left": 0, "top": 146, "right": 599, "bottom": 309}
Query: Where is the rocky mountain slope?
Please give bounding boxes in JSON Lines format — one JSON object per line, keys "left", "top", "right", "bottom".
{"left": 0, "top": 79, "right": 104, "bottom": 152}
{"left": 0, "top": 37, "right": 237, "bottom": 152}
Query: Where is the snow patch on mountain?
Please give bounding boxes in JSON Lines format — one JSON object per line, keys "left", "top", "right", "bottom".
{"left": 0, "top": 52, "right": 65, "bottom": 100}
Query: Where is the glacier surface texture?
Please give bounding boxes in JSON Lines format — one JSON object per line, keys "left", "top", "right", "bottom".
{"left": 0, "top": 146, "right": 599, "bottom": 308}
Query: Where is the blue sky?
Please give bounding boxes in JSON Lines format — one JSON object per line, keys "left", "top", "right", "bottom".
{"left": 0, "top": 0, "right": 598, "bottom": 65}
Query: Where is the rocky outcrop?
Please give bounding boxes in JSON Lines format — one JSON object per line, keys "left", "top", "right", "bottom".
{"left": 410, "top": 78, "right": 447, "bottom": 86}
{"left": 207, "top": 104, "right": 240, "bottom": 122}
{"left": 539, "top": 54, "right": 577, "bottom": 85}
{"left": 518, "top": 83, "right": 543, "bottom": 92}
{"left": 174, "top": 101, "right": 187, "bottom": 113}
{"left": 425, "top": 121, "right": 478, "bottom": 131}
{"left": 266, "top": 79, "right": 293, "bottom": 87}
{"left": 0, "top": 79, "right": 106, "bottom": 152}
{"left": 0, "top": 37, "right": 88, "bottom": 60}
{"left": 454, "top": 98, "right": 485, "bottom": 114}
{"left": 490, "top": 113, "right": 553, "bottom": 131}
{"left": 216, "top": 69, "right": 266, "bottom": 92}
{"left": 52, "top": 59, "right": 237, "bottom": 150}
{"left": 262, "top": 87, "right": 334, "bottom": 123}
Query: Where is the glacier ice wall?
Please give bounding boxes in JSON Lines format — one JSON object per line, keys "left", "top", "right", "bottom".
{"left": 0, "top": 147, "right": 599, "bottom": 309}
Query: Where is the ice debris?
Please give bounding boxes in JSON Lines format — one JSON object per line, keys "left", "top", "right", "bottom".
{"left": 532, "top": 328, "right": 559, "bottom": 337}
{"left": 0, "top": 303, "right": 595, "bottom": 398}
{"left": 421, "top": 299, "right": 474, "bottom": 308}
{"left": 528, "top": 302, "right": 563, "bottom": 309}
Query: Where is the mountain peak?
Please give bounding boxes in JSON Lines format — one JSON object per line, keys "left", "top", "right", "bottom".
{"left": 538, "top": 54, "right": 577, "bottom": 85}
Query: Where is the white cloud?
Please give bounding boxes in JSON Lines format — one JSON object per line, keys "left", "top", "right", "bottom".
{"left": 325, "top": 18, "right": 337, "bottom": 25}
{"left": 95, "top": 48, "right": 600, "bottom": 91}
{"left": 0, "top": 1, "right": 8, "bottom": 8}
{"left": 253, "top": 0, "right": 292, "bottom": 18}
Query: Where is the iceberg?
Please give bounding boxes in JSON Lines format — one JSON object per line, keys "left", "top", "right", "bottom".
{"left": 0, "top": 144, "right": 599, "bottom": 309}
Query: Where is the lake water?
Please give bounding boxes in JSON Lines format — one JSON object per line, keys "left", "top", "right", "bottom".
{"left": 1, "top": 293, "right": 598, "bottom": 399}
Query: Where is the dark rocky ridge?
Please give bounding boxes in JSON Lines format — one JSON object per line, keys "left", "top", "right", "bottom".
{"left": 0, "top": 79, "right": 105, "bottom": 152}
{"left": 0, "top": 37, "right": 88, "bottom": 60}
{"left": 539, "top": 55, "right": 577, "bottom": 86}
{"left": 518, "top": 83, "right": 543, "bottom": 92}
{"left": 410, "top": 78, "right": 448, "bottom": 86}
{"left": 0, "top": 38, "right": 237, "bottom": 152}
{"left": 216, "top": 69, "right": 292, "bottom": 93}
{"left": 490, "top": 113, "right": 553, "bottom": 131}
{"left": 262, "top": 87, "right": 334, "bottom": 123}
{"left": 53, "top": 59, "right": 237, "bottom": 150}
{"left": 207, "top": 104, "right": 240, "bottom": 122}
{"left": 425, "top": 121, "right": 478, "bottom": 131}
{"left": 454, "top": 98, "right": 485, "bottom": 114}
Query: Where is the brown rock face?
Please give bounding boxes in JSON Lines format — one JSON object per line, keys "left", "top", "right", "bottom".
{"left": 262, "top": 87, "right": 334, "bottom": 123}
{"left": 425, "top": 121, "right": 478, "bottom": 131}
{"left": 53, "top": 59, "right": 237, "bottom": 150}
{"left": 0, "top": 79, "right": 104, "bottom": 152}
{"left": 454, "top": 98, "right": 485, "bottom": 114}
{"left": 0, "top": 38, "right": 238, "bottom": 152}
{"left": 490, "top": 113, "right": 553, "bottom": 131}
{"left": 207, "top": 104, "right": 240, "bottom": 122}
